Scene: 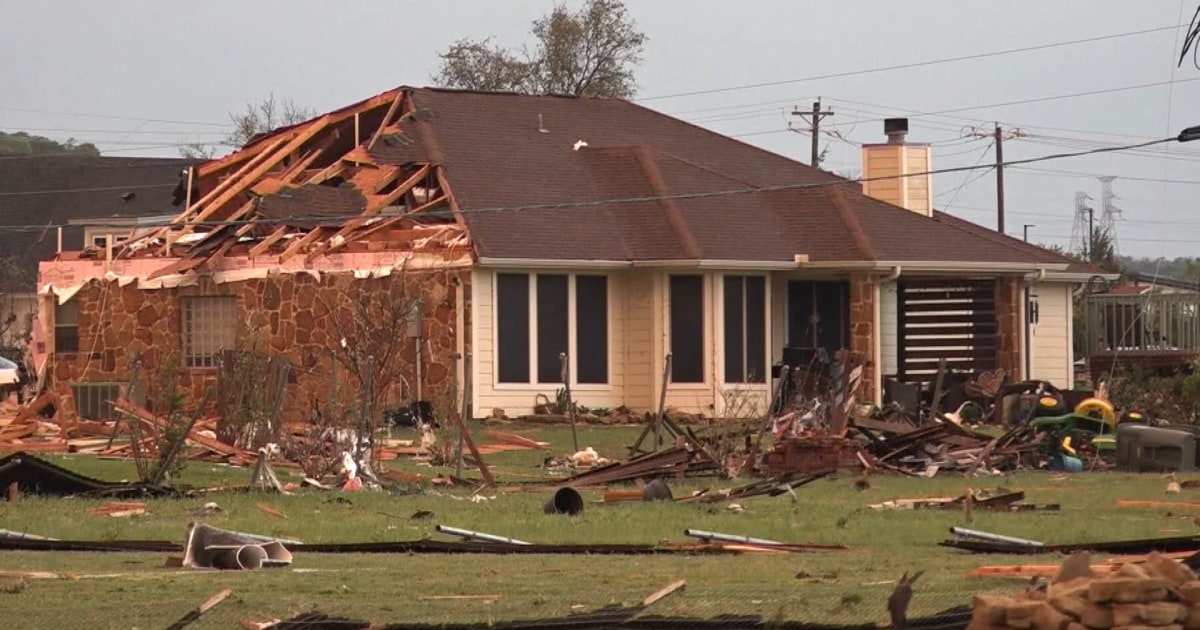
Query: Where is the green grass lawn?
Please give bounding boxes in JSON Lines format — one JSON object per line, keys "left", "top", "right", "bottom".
{"left": 1, "top": 422, "right": 1198, "bottom": 628}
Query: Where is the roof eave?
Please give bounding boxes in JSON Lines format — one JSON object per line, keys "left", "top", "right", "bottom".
{"left": 799, "top": 261, "right": 1071, "bottom": 274}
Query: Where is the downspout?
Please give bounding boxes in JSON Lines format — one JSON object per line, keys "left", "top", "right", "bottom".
{"left": 1022, "top": 268, "right": 1046, "bottom": 381}
{"left": 873, "top": 266, "right": 901, "bottom": 405}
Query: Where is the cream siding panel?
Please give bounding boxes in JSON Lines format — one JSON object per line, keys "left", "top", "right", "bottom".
{"left": 904, "top": 146, "right": 932, "bottom": 216}
{"left": 880, "top": 281, "right": 899, "bottom": 378}
{"left": 1030, "top": 282, "right": 1071, "bottom": 386}
{"left": 861, "top": 148, "right": 902, "bottom": 205}
{"left": 622, "top": 269, "right": 656, "bottom": 411}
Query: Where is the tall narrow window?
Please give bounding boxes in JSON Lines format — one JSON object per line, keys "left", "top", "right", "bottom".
{"left": 54, "top": 299, "right": 80, "bottom": 353}
{"left": 669, "top": 275, "right": 705, "bottom": 383}
{"left": 724, "top": 275, "right": 766, "bottom": 383}
{"left": 536, "top": 274, "right": 568, "bottom": 383}
{"left": 496, "top": 273, "right": 530, "bottom": 383}
{"left": 181, "top": 296, "right": 237, "bottom": 368}
{"left": 575, "top": 275, "right": 608, "bottom": 384}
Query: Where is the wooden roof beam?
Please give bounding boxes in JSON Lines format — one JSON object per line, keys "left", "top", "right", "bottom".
{"left": 435, "top": 167, "right": 467, "bottom": 227}
{"left": 320, "top": 196, "right": 449, "bottom": 257}
{"left": 368, "top": 91, "right": 406, "bottom": 150}
{"left": 248, "top": 226, "right": 291, "bottom": 258}
{"left": 307, "top": 165, "right": 431, "bottom": 258}
{"left": 174, "top": 116, "right": 334, "bottom": 241}
{"left": 277, "top": 227, "right": 327, "bottom": 264}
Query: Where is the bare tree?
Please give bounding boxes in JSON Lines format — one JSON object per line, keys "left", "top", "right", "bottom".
{"left": 434, "top": 0, "right": 647, "bottom": 98}
{"left": 178, "top": 92, "right": 317, "bottom": 159}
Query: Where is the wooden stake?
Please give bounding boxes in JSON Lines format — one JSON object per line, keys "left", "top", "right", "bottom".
{"left": 642, "top": 579, "right": 687, "bottom": 606}
{"left": 560, "top": 353, "right": 579, "bottom": 453}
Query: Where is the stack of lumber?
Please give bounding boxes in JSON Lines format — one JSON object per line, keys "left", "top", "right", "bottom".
{"left": 970, "top": 551, "right": 1200, "bottom": 629}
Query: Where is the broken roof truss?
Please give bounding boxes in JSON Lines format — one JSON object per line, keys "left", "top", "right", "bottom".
{"left": 119, "top": 88, "right": 469, "bottom": 278}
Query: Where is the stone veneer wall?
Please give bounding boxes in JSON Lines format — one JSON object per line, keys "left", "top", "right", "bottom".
{"left": 848, "top": 273, "right": 877, "bottom": 400}
{"left": 48, "top": 268, "right": 469, "bottom": 423}
{"left": 993, "top": 276, "right": 1023, "bottom": 381}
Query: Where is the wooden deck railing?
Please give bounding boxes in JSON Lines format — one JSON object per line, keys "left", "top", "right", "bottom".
{"left": 1085, "top": 292, "right": 1200, "bottom": 355}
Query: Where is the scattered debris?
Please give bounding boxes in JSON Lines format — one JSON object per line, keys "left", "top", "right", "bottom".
{"left": 183, "top": 522, "right": 294, "bottom": 571}
{"left": 969, "top": 551, "right": 1200, "bottom": 630}
{"left": 165, "top": 588, "right": 235, "bottom": 630}
{"left": 90, "top": 501, "right": 147, "bottom": 517}
{"left": 870, "top": 488, "right": 1060, "bottom": 512}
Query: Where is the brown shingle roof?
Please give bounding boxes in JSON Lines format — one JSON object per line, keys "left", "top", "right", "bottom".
{"left": 0, "top": 155, "right": 190, "bottom": 291}
{"left": 399, "top": 87, "right": 1084, "bottom": 268}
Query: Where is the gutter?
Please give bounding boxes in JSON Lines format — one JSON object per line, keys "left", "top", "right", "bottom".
{"left": 799, "top": 261, "right": 1069, "bottom": 273}
{"left": 475, "top": 258, "right": 803, "bottom": 270}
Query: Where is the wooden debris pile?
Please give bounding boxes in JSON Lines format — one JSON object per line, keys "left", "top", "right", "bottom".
{"left": 970, "top": 551, "right": 1200, "bottom": 630}
{"left": 871, "top": 488, "right": 1060, "bottom": 512}
{"left": 850, "top": 415, "right": 1043, "bottom": 477}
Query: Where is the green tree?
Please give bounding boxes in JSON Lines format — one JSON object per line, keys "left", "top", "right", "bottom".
{"left": 434, "top": 0, "right": 647, "bottom": 98}
{"left": 0, "top": 131, "right": 99, "bottom": 157}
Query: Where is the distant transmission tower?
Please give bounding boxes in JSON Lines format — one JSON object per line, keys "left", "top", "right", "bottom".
{"left": 1097, "top": 176, "right": 1122, "bottom": 255}
{"left": 1070, "top": 191, "right": 1094, "bottom": 257}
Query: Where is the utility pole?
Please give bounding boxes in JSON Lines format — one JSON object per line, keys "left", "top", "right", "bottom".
{"left": 791, "top": 99, "right": 834, "bottom": 167}
{"left": 995, "top": 124, "right": 1006, "bottom": 235}
{"left": 1023, "top": 224, "right": 1035, "bottom": 242}
{"left": 968, "top": 124, "right": 1026, "bottom": 235}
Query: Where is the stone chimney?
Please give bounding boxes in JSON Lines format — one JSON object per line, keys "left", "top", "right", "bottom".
{"left": 861, "top": 118, "right": 933, "bottom": 217}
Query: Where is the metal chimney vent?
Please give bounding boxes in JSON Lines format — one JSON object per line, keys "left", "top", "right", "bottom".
{"left": 884, "top": 118, "right": 909, "bottom": 144}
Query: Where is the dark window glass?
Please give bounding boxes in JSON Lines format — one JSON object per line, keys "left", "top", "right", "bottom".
{"left": 496, "top": 273, "right": 530, "bottom": 383}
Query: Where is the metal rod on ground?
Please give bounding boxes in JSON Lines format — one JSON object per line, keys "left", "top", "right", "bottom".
{"left": 560, "top": 352, "right": 579, "bottom": 454}
{"left": 435, "top": 525, "right": 531, "bottom": 545}
{"left": 684, "top": 529, "right": 784, "bottom": 546}
{"left": 151, "top": 386, "right": 213, "bottom": 487}
{"left": 949, "top": 527, "right": 1044, "bottom": 547}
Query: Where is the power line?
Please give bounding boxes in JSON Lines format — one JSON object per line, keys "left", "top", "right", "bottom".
{"left": 1, "top": 126, "right": 229, "bottom": 136}
{"left": 0, "top": 105, "right": 230, "bottom": 128}
{"left": 1008, "top": 166, "right": 1200, "bottom": 185}
{"left": 0, "top": 135, "right": 1181, "bottom": 224}
{"left": 638, "top": 23, "right": 1186, "bottom": 102}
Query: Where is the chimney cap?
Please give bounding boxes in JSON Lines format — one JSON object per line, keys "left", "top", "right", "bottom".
{"left": 884, "top": 118, "right": 909, "bottom": 135}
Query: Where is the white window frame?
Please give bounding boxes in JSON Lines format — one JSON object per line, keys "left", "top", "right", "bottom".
{"left": 492, "top": 271, "right": 612, "bottom": 390}
{"left": 665, "top": 273, "right": 711, "bottom": 390}
{"left": 720, "top": 273, "right": 770, "bottom": 386}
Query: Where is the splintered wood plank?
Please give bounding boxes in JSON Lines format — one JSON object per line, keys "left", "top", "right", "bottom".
{"left": 436, "top": 167, "right": 466, "bottom": 226}
{"left": 368, "top": 91, "right": 405, "bottom": 149}
{"left": 248, "top": 226, "right": 290, "bottom": 257}
{"left": 279, "top": 132, "right": 339, "bottom": 183}
{"left": 364, "top": 164, "right": 431, "bottom": 214}
{"left": 347, "top": 164, "right": 402, "bottom": 195}
{"left": 277, "top": 227, "right": 326, "bottom": 264}
{"left": 319, "top": 197, "right": 449, "bottom": 256}
{"left": 310, "top": 165, "right": 431, "bottom": 257}
{"left": 145, "top": 256, "right": 205, "bottom": 280}
{"left": 249, "top": 177, "right": 289, "bottom": 197}
{"left": 177, "top": 118, "right": 333, "bottom": 238}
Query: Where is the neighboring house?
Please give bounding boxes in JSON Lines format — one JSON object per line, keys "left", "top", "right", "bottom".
{"left": 0, "top": 156, "right": 191, "bottom": 353}
{"left": 1084, "top": 272, "right": 1200, "bottom": 379}
{"left": 33, "top": 87, "right": 1104, "bottom": 422}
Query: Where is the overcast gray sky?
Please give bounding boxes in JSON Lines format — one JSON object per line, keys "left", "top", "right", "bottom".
{"left": 2, "top": 0, "right": 1197, "bottom": 258}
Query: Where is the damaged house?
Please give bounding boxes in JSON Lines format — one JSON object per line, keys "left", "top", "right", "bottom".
{"left": 33, "top": 86, "right": 1102, "bottom": 422}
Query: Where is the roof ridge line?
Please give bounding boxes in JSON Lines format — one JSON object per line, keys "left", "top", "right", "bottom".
{"left": 632, "top": 146, "right": 702, "bottom": 260}
{"left": 828, "top": 186, "right": 878, "bottom": 261}
{"left": 930, "top": 210, "right": 1075, "bottom": 266}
